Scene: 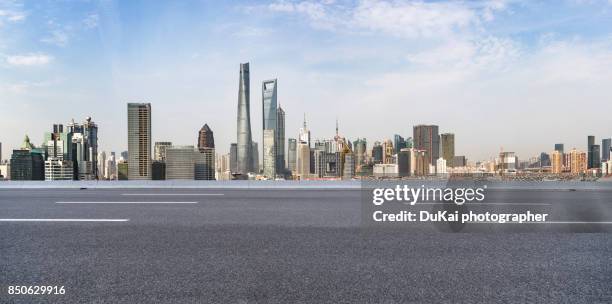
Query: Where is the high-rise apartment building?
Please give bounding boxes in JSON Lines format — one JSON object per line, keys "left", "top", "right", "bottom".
{"left": 382, "top": 139, "right": 394, "bottom": 164}
{"left": 440, "top": 133, "right": 455, "bottom": 167}
{"left": 127, "top": 103, "right": 152, "bottom": 180}
{"left": 570, "top": 148, "right": 587, "bottom": 174}
{"left": 413, "top": 125, "right": 440, "bottom": 165}
{"left": 552, "top": 150, "right": 564, "bottom": 174}
{"left": 237, "top": 62, "right": 253, "bottom": 175}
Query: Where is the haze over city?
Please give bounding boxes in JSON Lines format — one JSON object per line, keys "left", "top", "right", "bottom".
{"left": 1, "top": 0, "right": 612, "bottom": 161}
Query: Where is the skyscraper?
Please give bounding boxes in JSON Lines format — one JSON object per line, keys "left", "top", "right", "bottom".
{"left": 237, "top": 62, "right": 253, "bottom": 175}
{"left": 413, "top": 125, "right": 440, "bottom": 165}
{"left": 602, "top": 138, "right": 611, "bottom": 162}
{"left": 554, "top": 144, "right": 564, "bottom": 154}
{"left": 393, "top": 135, "right": 406, "bottom": 155}
{"left": 195, "top": 149, "right": 215, "bottom": 180}
{"left": 198, "top": 124, "right": 215, "bottom": 150}
{"left": 587, "top": 135, "right": 601, "bottom": 169}
{"left": 263, "top": 130, "right": 276, "bottom": 178}
{"left": 197, "top": 124, "right": 215, "bottom": 180}
{"left": 127, "top": 103, "right": 152, "bottom": 180}
{"left": 252, "top": 142, "right": 259, "bottom": 173}
{"left": 440, "top": 133, "right": 455, "bottom": 167}
{"left": 353, "top": 138, "right": 367, "bottom": 170}
{"left": 287, "top": 138, "right": 297, "bottom": 174}
{"left": 276, "top": 106, "right": 286, "bottom": 175}
{"left": 229, "top": 143, "right": 237, "bottom": 173}
{"left": 262, "top": 79, "right": 278, "bottom": 178}
{"left": 552, "top": 150, "right": 563, "bottom": 174}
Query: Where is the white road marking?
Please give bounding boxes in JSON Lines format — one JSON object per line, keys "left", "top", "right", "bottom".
{"left": 121, "top": 193, "right": 224, "bottom": 196}
{"left": 55, "top": 201, "right": 198, "bottom": 204}
{"left": 0, "top": 219, "right": 129, "bottom": 222}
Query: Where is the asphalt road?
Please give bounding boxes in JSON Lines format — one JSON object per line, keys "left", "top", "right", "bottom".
{"left": 1, "top": 187, "right": 612, "bottom": 303}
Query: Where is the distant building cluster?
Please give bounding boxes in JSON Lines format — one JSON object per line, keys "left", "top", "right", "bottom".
{"left": 1, "top": 62, "right": 611, "bottom": 181}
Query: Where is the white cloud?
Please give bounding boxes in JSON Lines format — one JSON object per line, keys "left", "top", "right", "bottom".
{"left": 6, "top": 53, "right": 53, "bottom": 66}
{"left": 83, "top": 13, "right": 99, "bottom": 29}
{"left": 351, "top": 1, "right": 476, "bottom": 38}
{"left": 266, "top": 0, "right": 512, "bottom": 38}
{"left": 41, "top": 29, "right": 69, "bottom": 46}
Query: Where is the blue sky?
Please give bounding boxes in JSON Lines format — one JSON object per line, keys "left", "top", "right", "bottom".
{"left": 1, "top": 0, "right": 612, "bottom": 162}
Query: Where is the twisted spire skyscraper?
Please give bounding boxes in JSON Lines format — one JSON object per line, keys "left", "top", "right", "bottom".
{"left": 236, "top": 62, "right": 253, "bottom": 174}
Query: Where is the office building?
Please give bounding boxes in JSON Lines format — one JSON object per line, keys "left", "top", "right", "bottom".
{"left": 236, "top": 62, "right": 253, "bottom": 174}
{"left": 296, "top": 142, "right": 311, "bottom": 179}
{"left": 263, "top": 129, "right": 276, "bottom": 178}
{"left": 154, "top": 142, "right": 172, "bottom": 161}
{"left": 276, "top": 106, "right": 286, "bottom": 175}
{"left": 198, "top": 124, "right": 215, "bottom": 150}
{"left": 413, "top": 125, "right": 440, "bottom": 165}
{"left": 397, "top": 148, "right": 411, "bottom": 177}
{"left": 287, "top": 138, "right": 297, "bottom": 174}
{"left": 554, "top": 144, "right": 564, "bottom": 154}
{"left": 166, "top": 146, "right": 195, "bottom": 180}
{"left": 372, "top": 142, "right": 383, "bottom": 164}
{"left": 152, "top": 161, "right": 166, "bottom": 180}
{"left": 298, "top": 114, "right": 311, "bottom": 148}
{"left": 229, "top": 143, "right": 238, "bottom": 173}
{"left": 393, "top": 135, "right": 406, "bottom": 155}
{"left": 440, "top": 133, "right": 455, "bottom": 167}
{"left": 373, "top": 164, "right": 398, "bottom": 178}
{"left": 353, "top": 138, "right": 367, "bottom": 169}
{"left": 252, "top": 142, "right": 259, "bottom": 173}
{"left": 45, "top": 158, "right": 73, "bottom": 180}
{"left": 195, "top": 148, "right": 215, "bottom": 180}
{"left": 117, "top": 162, "right": 128, "bottom": 180}
{"left": 602, "top": 138, "right": 611, "bottom": 162}
{"left": 587, "top": 136, "right": 601, "bottom": 169}
{"left": 342, "top": 152, "right": 355, "bottom": 179}
{"left": 540, "top": 152, "right": 551, "bottom": 167}
{"left": 411, "top": 149, "right": 428, "bottom": 176}
{"left": 453, "top": 156, "right": 467, "bottom": 167}
{"left": 497, "top": 152, "right": 516, "bottom": 173}
{"left": 9, "top": 136, "right": 45, "bottom": 181}
{"left": 127, "top": 103, "right": 152, "bottom": 180}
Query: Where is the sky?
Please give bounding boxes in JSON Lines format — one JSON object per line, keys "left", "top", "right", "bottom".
{"left": 1, "top": 0, "right": 612, "bottom": 162}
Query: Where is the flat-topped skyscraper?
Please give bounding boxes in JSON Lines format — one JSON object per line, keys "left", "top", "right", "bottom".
{"left": 127, "top": 103, "right": 152, "bottom": 180}
{"left": 236, "top": 62, "right": 253, "bottom": 174}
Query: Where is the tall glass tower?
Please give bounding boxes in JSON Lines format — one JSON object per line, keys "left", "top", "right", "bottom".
{"left": 262, "top": 79, "right": 278, "bottom": 177}
{"left": 127, "top": 103, "right": 152, "bottom": 180}
{"left": 236, "top": 63, "right": 253, "bottom": 175}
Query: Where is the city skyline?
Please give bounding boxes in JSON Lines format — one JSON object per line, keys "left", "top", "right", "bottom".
{"left": 1, "top": 0, "right": 612, "bottom": 161}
